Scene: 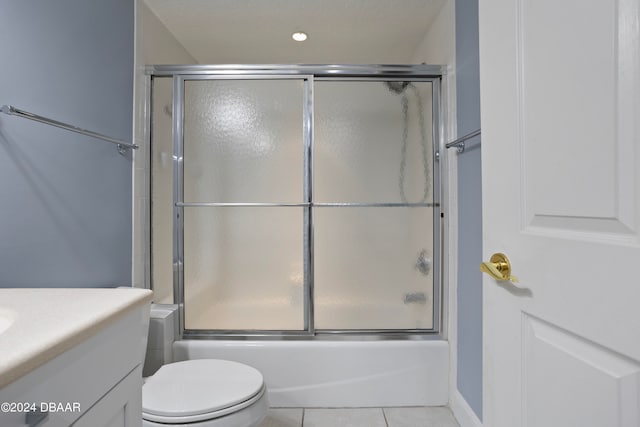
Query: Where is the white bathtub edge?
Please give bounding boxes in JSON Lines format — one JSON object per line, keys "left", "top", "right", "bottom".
{"left": 173, "top": 339, "right": 449, "bottom": 408}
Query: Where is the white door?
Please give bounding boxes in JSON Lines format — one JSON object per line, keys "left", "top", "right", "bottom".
{"left": 479, "top": 0, "right": 640, "bottom": 426}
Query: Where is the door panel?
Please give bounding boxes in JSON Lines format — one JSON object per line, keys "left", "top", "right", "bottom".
{"left": 180, "top": 78, "right": 307, "bottom": 331}
{"left": 479, "top": 0, "right": 640, "bottom": 425}
{"left": 522, "top": 315, "right": 640, "bottom": 427}
{"left": 313, "top": 80, "right": 436, "bottom": 331}
{"left": 519, "top": 0, "right": 638, "bottom": 239}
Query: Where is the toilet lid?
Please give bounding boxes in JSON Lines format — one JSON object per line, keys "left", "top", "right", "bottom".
{"left": 142, "top": 359, "right": 264, "bottom": 418}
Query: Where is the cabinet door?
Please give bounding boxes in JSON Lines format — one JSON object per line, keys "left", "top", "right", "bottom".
{"left": 71, "top": 367, "right": 142, "bottom": 427}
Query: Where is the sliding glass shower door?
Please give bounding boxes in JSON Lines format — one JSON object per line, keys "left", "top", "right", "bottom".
{"left": 314, "top": 81, "right": 436, "bottom": 330}
{"left": 179, "top": 77, "right": 310, "bottom": 331}
{"left": 150, "top": 66, "right": 441, "bottom": 336}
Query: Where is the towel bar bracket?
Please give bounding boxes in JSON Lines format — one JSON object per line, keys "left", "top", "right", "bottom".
{"left": 444, "top": 129, "right": 481, "bottom": 154}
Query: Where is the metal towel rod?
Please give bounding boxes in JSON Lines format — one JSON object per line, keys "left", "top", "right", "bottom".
{"left": 445, "top": 129, "right": 481, "bottom": 154}
{"left": 1, "top": 104, "right": 138, "bottom": 154}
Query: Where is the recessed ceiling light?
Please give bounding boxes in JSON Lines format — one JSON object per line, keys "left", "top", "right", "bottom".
{"left": 292, "top": 32, "right": 308, "bottom": 42}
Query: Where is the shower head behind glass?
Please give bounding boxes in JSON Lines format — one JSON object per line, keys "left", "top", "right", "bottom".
{"left": 385, "top": 81, "right": 410, "bottom": 94}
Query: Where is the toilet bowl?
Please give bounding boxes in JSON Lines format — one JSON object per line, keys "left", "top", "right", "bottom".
{"left": 142, "top": 359, "right": 269, "bottom": 427}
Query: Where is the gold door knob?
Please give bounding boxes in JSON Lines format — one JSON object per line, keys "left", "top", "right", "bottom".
{"left": 480, "top": 253, "right": 519, "bottom": 283}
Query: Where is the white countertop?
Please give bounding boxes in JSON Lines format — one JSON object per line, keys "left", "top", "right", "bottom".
{"left": 0, "top": 288, "right": 153, "bottom": 389}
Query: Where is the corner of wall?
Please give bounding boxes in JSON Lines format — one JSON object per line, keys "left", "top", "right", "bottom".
{"left": 451, "top": 390, "right": 483, "bottom": 427}
{"left": 409, "top": 4, "right": 475, "bottom": 424}
{"left": 140, "top": 2, "right": 198, "bottom": 65}
{"left": 451, "top": 0, "right": 483, "bottom": 422}
{"left": 132, "top": 0, "right": 150, "bottom": 289}
{"left": 411, "top": 0, "right": 455, "bottom": 66}
{"left": 132, "top": 0, "right": 199, "bottom": 291}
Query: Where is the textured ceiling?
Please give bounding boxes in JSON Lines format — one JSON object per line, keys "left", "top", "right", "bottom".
{"left": 143, "top": 0, "right": 447, "bottom": 64}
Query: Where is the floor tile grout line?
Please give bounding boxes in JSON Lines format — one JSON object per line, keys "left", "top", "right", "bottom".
{"left": 264, "top": 406, "right": 460, "bottom": 427}
{"left": 381, "top": 407, "right": 390, "bottom": 427}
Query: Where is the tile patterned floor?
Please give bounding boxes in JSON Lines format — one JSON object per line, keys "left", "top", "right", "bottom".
{"left": 259, "top": 407, "right": 460, "bottom": 427}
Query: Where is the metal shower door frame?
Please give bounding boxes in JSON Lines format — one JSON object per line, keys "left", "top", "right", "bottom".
{"left": 152, "top": 64, "right": 444, "bottom": 339}
{"left": 172, "top": 73, "right": 314, "bottom": 337}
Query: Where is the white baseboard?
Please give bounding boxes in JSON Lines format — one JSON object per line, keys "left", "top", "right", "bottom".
{"left": 451, "top": 390, "right": 483, "bottom": 427}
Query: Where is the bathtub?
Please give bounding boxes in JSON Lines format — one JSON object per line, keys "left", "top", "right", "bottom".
{"left": 173, "top": 338, "right": 449, "bottom": 408}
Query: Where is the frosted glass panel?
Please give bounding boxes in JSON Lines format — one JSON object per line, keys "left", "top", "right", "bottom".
{"left": 314, "top": 207, "right": 434, "bottom": 330}
{"left": 315, "top": 81, "right": 434, "bottom": 203}
{"left": 183, "top": 79, "right": 304, "bottom": 203}
{"left": 183, "top": 207, "right": 304, "bottom": 330}
{"left": 150, "top": 74, "right": 439, "bottom": 334}
{"left": 150, "top": 77, "right": 174, "bottom": 304}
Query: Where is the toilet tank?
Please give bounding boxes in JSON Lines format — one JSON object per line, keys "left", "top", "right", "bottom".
{"left": 144, "top": 304, "right": 179, "bottom": 377}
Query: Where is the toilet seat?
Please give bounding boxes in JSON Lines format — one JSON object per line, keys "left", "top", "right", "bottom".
{"left": 142, "top": 359, "right": 266, "bottom": 424}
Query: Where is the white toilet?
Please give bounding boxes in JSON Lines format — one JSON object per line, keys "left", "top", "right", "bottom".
{"left": 142, "top": 359, "right": 269, "bottom": 427}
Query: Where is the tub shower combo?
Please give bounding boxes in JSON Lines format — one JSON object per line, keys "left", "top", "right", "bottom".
{"left": 147, "top": 65, "right": 448, "bottom": 407}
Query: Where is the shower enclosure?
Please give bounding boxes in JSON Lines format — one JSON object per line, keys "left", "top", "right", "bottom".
{"left": 149, "top": 65, "right": 443, "bottom": 337}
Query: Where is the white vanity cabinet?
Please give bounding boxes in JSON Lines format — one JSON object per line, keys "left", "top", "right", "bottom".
{"left": 0, "top": 289, "right": 152, "bottom": 427}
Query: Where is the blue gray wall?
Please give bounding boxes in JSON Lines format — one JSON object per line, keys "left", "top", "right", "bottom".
{"left": 0, "top": 0, "right": 134, "bottom": 287}
{"left": 455, "top": 0, "right": 483, "bottom": 419}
